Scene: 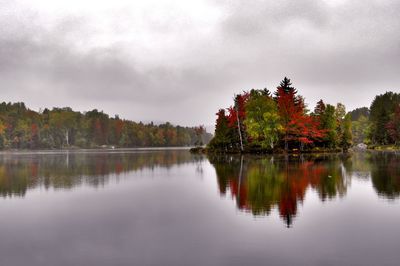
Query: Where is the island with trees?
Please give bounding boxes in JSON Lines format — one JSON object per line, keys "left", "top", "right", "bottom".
{"left": 206, "top": 77, "right": 399, "bottom": 154}
{"left": 0, "top": 103, "right": 212, "bottom": 149}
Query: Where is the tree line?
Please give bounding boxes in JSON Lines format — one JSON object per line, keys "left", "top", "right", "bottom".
{"left": 0, "top": 102, "right": 212, "bottom": 149}
{"left": 349, "top": 91, "right": 400, "bottom": 147}
{"left": 208, "top": 77, "right": 352, "bottom": 153}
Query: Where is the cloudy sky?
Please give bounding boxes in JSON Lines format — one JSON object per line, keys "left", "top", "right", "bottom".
{"left": 0, "top": 0, "right": 399, "bottom": 128}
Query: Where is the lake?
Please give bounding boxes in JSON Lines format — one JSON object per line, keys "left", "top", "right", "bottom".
{"left": 0, "top": 149, "right": 399, "bottom": 266}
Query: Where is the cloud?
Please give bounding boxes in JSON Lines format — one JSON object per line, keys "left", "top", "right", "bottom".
{"left": 0, "top": 0, "right": 399, "bottom": 126}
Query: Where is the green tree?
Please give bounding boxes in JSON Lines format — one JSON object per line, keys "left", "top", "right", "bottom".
{"left": 48, "top": 108, "right": 79, "bottom": 148}
{"left": 320, "top": 104, "right": 338, "bottom": 148}
{"left": 341, "top": 113, "right": 353, "bottom": 150}
{"left": 349, "top": 107, "right": 369, "bottom": 121}
{"left": 369, "top": 92, "right": 400, "bottom": 144}
{"left": 351, "top": 115, "right": 370, "bottom": 144}
{"left": 244, "top": 90, "right": 282, "bottom": 149}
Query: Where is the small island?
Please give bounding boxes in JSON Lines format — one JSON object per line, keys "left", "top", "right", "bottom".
{"left": 199, "top": 77, "right": 400, "bottom": 154}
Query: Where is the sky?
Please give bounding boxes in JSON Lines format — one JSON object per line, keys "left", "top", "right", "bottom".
{"left": 0, "top": 0, "right": 399, "bottom": 129}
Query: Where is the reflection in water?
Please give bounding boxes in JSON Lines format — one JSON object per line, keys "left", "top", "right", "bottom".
{"left": 1, "top": 150, "right": 399, "bottom": 266}
{"left": 0, "top": 150, "right": 203, "bottom": 197}
{"left": 369, "top": 153, "right": 400, "bottom": 199}
{"left": 208, "top": 152, "right": 400, "bottom": 227}
{"left": 0, "top": 150, "right": 399, "bottom": 228}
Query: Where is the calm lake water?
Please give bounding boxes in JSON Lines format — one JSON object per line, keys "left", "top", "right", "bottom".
{"left": 0, "top": 149, "right": 399, "bottom": 266}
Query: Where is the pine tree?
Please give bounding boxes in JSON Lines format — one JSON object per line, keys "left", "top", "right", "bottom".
{"left": 314, "top": 100, "right": 326, "bottom": 116}
{"left": 370, "top": 92, "right": 400, "bottom": 144}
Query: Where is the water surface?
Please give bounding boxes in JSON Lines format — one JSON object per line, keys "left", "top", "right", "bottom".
{"left": 0, "top": 150, "right": 399, "bottom": 266}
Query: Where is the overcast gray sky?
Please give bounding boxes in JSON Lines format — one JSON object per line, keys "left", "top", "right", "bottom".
{"left": 0, "top": 0, "right": 399, "bottom": 127}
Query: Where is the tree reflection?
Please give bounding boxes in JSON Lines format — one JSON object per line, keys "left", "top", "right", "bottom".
{"left": 1, "top": 150, "right": 399, "bottom": 225}
{"left": 209, "top": 152, "right": 400, "bottom": 227}
{"left": 0, "top": 150, "right": 202, "bottom": 197}
{"left": 369, "top": 152, "right": 400, "bottom": 199}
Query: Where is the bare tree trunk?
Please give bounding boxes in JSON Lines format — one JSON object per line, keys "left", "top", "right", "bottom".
{"left": 236, "top": 105, "right": 244, "bottom": 152}
{"left": 65, "top": 130, "right": 69, "bottom": 146}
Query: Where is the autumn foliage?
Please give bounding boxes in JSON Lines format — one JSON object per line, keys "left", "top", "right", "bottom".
{"left": 0, "top": 103, "right": 213, "bottom": 149}
{"left": 209, "top": 77, "right": 351, "bottom": 152}
{"left": 209, "top": 154, "right": 349, "bottom": 227}
{"left": 276, "top": 86, "right": 325, "bottom": 149}
{"left": 386, "top": 105, "right": 400, "bottom": 144}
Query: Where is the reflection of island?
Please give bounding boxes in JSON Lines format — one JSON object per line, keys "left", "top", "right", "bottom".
{"left": 209, "top": 152, "right": 400, "bottom": 227}
{"left": 0, "top": 150, "right": 203, "bottom": 197}
{"left": 369, "top": 153, "right": 400, "bottom": 199}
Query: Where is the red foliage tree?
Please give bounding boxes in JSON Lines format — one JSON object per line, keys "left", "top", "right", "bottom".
{"left": 227, "top": 92, "right": 250, "bottom": 127}
{"left": 386, "top": 105, "right": 400, "bottom": 144}
{"left": 276, "top": 86, "right": 325, "bottom": 151}
{"left": 226, "top": 92, "right": 250, "bottom": 151}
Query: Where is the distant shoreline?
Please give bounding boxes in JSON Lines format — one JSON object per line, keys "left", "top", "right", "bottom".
{"left": 0, "top": 147, "right": 193, "bottom": 155}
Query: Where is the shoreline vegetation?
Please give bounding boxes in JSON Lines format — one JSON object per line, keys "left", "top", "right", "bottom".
{"left": 0, "top": 146, "right": 194, "bottom": 154}
{"left": 0, "top": 102, "right": 212, "bottom": 150}
{"left": 192, "top": 77, "right": 400, "bottom": 155}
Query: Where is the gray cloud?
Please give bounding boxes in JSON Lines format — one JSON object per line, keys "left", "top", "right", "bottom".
{"left": 0, "top": 0, "right": 399, "bottom": 127}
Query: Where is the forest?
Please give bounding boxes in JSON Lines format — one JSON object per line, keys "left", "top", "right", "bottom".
{"left": 350, "top": 91, "right": 400, "bottom": 148}
{"left": 208, "top": 77, "right": 400, "bottom": 153}
{"left": 0, "top": 102, "right": 212, "bottom": 149}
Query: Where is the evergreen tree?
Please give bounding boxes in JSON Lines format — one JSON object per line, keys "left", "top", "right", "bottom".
{"left": 369, "top": 92, "right": 400, "bottom": 144}
{"left": 208, "top": 109, "right": 235, "bottom": 150}
{"left": 279, "top": 77, "right": 297, "bottom": 94}
{"left": 314, "top": 100, "right": 326, "bottom": 116}
{"left": 349, "top": 107, "right": 369, "bottom": 121}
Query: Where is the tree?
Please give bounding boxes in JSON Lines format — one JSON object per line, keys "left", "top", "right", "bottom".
{"left": 349, "top": 107, "right": 369, "bottom": 121}
{"left": 194, "top": 125, "right": 205, "bottom": 146}
{"left": 335, "top": 103, "right": 346, "bottom": 121}
{"left": 276, "top": 84, "right": 301, "bottom": 151}
{"left": 209, "top": 109, "right": 235, "bottom": 150}
{"left": 277, "top": 77, "right": 297, "bottom": 94}
{"left": 0, "top": 101, "right": 212, "bottom": 149}
{"left": 276, "top": 79, "right": 325, "bottom": 151}
{"left": 386, "top": 105, "right": 400, "bottom": 145}
{"left": 351, "top": 115, "right": 370, "bottom": 144}
{"left": 320, "top": 104, "right": 338, "bottom": 148}
{"left": 314, "top": 100, "right": 326, "bottom": 116}
{"left": 369, "top": 92, "right": 400, "bottom": 144}
{"left": 85, "top": 109, "right": 110, "bottom": 146}
{"left": 0, "top": 120, "right": 5, "bottom": 148}
{"left": 244, "top": 90, "right": 282, "bottom": 149}
{"left": 341, "top": 113, "right": 353, "bottom": 150}
{"left": 48, "top": 109, "right": 79, "bottom": 148}
{"left": 227, "top": 92, "right": 250, "bottom": 151}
